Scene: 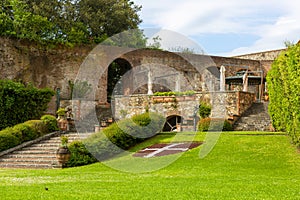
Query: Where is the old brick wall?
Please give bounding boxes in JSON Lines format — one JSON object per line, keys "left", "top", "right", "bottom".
{"left": 0, "top": 37, "right": 274, "bottom": 115}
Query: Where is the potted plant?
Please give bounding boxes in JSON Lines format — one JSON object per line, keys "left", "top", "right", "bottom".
{"left": 56, "top": 136, "right": 71, "bottom": 168}
{"left": 56, "top": 108, "right": 68, "bottom": 131}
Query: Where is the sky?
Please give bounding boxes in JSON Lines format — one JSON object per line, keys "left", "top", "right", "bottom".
{"left": 134, "top": 0, "right": 300, "bottom": 56}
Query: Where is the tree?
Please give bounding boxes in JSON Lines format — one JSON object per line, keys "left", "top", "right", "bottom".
{"left": 0, "top": 0, "right": 143, "bottom": 46}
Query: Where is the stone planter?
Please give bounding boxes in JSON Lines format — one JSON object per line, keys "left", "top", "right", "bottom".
{"left": 163, "top": 97, "right": 175, "bottom": 102}
{"left": 57, "top": 117, "right": 68, "bottom": 131}
{"left": 56, "top": 147, "right": 71, "bottom": 167}
{"left": 183, "top": 95, "right": 196, "bottom": 101}
{"left": 152, "top": 97, "right": 164, "bottom": 103}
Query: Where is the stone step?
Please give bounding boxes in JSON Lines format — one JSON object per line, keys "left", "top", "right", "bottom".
{"left": 3, "top": 154, "right": 56, "bottom": 159}
{"left": 0, "top": 132, "right": 92, "bottom": 169}
{"left": 0, "top": 162, "right": 56, "bottom": 169}
{"left": 0, "top": 157, "right": 57, "bottom": 163}
{"left": 22, "top": 146, "right": 58, "bottom": 151}
{"left": 234, "top": 102, "right": 272, "bottom": 131}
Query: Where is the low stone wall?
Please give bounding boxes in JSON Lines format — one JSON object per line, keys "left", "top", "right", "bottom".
{"left": 113, "top": 91, "right": 256, "bottom": 121}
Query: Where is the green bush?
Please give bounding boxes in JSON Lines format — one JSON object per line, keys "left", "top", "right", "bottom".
{"left": 198, "top": 118, "right": 233, "bottom": 132}
{"left": 0, "top": 80, "right": 54, "bottom": 130}
{"left": 85, "top": 133, "right": 124, "bottom": 161}
{"left": 41, "top": 115, "right": 58, "bottom": 132}
{"left": 24, "top": 120, "right": 49, "bottom": 137}
{"left": 0, "top": 115, "right": 59, "bottom": 152}
{"left": 267, "top": 43, "right": 300, "bottom": 146}
{"left": 153, "top": 90, "right": 196, "bottom": 97}
{"left": 66, "top": 141, "right": 97, "bottom": 167}
{"left": 199, "top": 103, "right": 211, "bottom": 119}
{"left": 12, "top": 123, "right": 37, "bottom": 142}
{"left": 0, "top": 131, "right": 19, "bottom": 152}
{"left": 74, "top": 112, "right": 165, "bottom": 163}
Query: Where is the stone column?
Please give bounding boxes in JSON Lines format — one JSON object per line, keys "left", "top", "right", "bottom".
{"left": 147, "top": 68, "right": 153, "bottom": 95}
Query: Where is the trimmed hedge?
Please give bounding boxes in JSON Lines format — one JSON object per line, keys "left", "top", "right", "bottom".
{"left": 66, "top": 141, "right": 97, "bottom": 167}
{"left": 267, "top": 43, "right": 300, "bottom": 147}
{"left": 0, "top": 80, "right": 54, "bottom": 130}
{"left": 41, "top": 115, "right": 59, "bottom": 132}
{"left": 0, "top": 115, "right": 58, "bottom": 152}
{"left": 198, "top": 118, "right": 233, "bottom": 132}
{"left": 67, "top": 112, "right": 165, "bottom": 166}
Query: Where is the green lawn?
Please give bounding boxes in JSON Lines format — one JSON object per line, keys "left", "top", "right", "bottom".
{"left": 0, "top": 132, "right": 299, "bottom": 200}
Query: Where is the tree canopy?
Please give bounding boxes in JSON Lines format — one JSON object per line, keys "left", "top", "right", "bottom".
{"left": 0, "top": 0, "right": 142, "bottom": 46}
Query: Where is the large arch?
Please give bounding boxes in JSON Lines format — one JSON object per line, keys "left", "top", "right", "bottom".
{"left": 107, "top": 58, "right": 132, "bottom": 102}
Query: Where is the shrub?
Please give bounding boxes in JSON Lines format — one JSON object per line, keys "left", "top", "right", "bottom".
{"left": 153, "top": 91, "right": 196, "bottom": 97}
{"left": 0, "top": 131, "right": 19, "bottom": 152}
{"left": 267, "top": 43, "right": 300, "bottom": 146}
{"left": 12, "top": 123, "right": 37, "bottom": 142}
{"left": 66, "top": 141, "right": 97, "bottom": 167}
{"left": 73, "top": 112, "right": 165, "bottom": 163}
{"left": 0, "top": 80, "right": 54, "bottom": 130}
{"left": 41, "top": 115, "right": 58, "bottom": 132}
{"left": 198, "top": 118, "right": 233, "bottom": 132}
{"left": 24, "top": 120, "right": 49, "bottom": 137}
{"left": 199, "top": 102, "right": 211, "bottom": 118}
{"left": 0, "top": 116, "right": 58, "bottom": 152}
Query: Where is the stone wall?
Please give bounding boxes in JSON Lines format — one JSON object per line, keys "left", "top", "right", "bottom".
{"left": 233, "top": 49, "right": 284, "bottom": 61}
{"left": 113, "top": 91, "right": 256, "bottom": 122}
{"left": 0, "top": 37, "right": 269, "bottom": 114}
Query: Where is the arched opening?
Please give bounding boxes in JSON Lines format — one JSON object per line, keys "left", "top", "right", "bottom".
{"left": 107, "top": 58, "right": 132, "bottom": 102}
{"left": 163, "top": 115, "right": 182, "bottom": 132}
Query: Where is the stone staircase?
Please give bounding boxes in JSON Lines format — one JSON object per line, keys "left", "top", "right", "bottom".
{"left": 0, "top": 132, "right": 91, "bottom": 169}
{"left": 234, "top": 102, "right": 272, "bottom": 131}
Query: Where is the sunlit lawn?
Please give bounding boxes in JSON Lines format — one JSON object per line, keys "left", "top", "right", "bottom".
{"left": 0, "top": 131, "right": 299, "bottom": 200}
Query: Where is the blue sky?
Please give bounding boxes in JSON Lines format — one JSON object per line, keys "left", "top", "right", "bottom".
{"left": 134, "top": 0, "right": 300, "bottom": 56}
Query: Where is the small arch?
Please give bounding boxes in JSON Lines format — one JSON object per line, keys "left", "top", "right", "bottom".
{"left": 163, "top": 115, "right": 183, "bottom": 132}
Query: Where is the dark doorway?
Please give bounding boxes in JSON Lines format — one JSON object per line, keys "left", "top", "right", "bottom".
{"left": 163, "top": 115, "right": 182, "bottom": 132}
{"left": 107, "top": 58, "right": 132, "bottom": 102}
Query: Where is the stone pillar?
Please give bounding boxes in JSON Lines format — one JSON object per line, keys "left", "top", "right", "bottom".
{"left": 147, "top": 68, "right": 153, "bottom": 95}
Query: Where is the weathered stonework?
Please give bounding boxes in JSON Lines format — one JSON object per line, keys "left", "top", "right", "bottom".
{"left": 0, "top": 37, "right": 276, "bottom": 116}
{"left": 113, "top": 91, "right": 256, "bottom": 127}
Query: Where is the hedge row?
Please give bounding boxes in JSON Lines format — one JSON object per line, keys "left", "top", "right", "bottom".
{"left": 0, "top": 80, "right": 54, "bottom": 130}
{"left": 67, "top": 112, "right": 165, "bottom": 167}
{"left": 198, "top": 118, "right": 233, "bottom": 132}
{"left": 0, "top": 115, "right": 58, "bottom": 152}
{"left": 267, "top": 43, "right": 300, "bottom": 146}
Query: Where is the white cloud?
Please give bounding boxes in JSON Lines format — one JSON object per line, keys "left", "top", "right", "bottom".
{"left": 134, "top": 0, "right": 300, "bottom": 55}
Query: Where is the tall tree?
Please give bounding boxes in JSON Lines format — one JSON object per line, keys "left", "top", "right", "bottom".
{"left": 0, "top": 0, "right": 143, "bottom": 45}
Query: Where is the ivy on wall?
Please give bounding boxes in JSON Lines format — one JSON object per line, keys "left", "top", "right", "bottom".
{"left": 267, "top": 43, "right": 300, "bottom": 146}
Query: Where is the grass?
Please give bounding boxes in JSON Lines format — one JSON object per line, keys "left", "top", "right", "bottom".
{"left": 0, "top": 131, "right": 300, "bottom": 199}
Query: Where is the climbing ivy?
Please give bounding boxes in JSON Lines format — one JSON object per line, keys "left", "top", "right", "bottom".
{"left": 267, "top": 43, "right": 300, "bottom": 146}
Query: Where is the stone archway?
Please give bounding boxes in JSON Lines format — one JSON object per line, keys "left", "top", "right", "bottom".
{"left": 163, "top": 115, "right": 183, "bottom": 132}
{"left": 107, "top": 58, "right": 132, "bottom": 102}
